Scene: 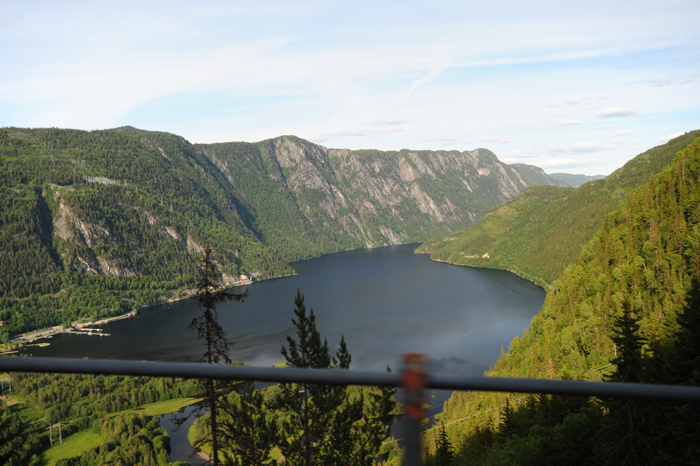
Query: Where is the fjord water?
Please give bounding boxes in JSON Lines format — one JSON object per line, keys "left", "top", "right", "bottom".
{"left": 27, "top": 244, "right": 545, "bottom": 376}
{"left": 27, "top": 244, "right": 545, "bottom": 463}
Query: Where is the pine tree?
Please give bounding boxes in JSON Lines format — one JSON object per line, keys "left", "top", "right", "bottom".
{"left": 659, "top": 276, "right": 700, "bottom": 464}
{"left": 601, "top": 299, "right": 653, "bottom": 466}
{"left": 279, "top": 289, "right": 395, "bottom": 466}
{"left": 189, "top": 247, "right": 247, "bottom": 466}
{"left": 496, "top": 398, "right": 517, "bottom": 444}
{"left": 218, "top": 384, "right": 275, "bottom": 466}
{"left": 433, "top": 424, "right": 455, "bottom": 466}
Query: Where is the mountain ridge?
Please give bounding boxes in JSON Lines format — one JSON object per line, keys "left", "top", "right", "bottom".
{"left": 418, "top": 130, "right": 700, "bottom": 289}
{"left": 0, "top": 126, "right": 561, "bottom": 336}
{"left": 548, "top": 172, "right": 606, "bottom": 188}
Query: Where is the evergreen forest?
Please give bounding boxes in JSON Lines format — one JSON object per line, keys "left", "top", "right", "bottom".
{"left": 419, "top": 130, "right": 700, "bottom": 289}
{"left": 418, "top": 137, "right": 700, "bottom": 465}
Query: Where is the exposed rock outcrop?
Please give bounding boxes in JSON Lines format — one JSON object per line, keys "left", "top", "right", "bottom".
{"left": 197, "top": 136, "right": 563, "bottom": 254}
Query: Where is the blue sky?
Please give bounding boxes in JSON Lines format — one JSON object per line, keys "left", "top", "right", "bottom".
{"left": 1, "top": 1, "right": 699, "bottom": 175}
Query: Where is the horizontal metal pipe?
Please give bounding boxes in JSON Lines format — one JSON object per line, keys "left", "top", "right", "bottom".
{"left": 1, "top": 357, "right": 699, "bottom": 403}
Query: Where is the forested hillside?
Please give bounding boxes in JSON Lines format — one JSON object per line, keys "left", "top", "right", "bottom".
{"left": 424, "top": 137, "right": 700, "bottom": 465}
{"left": 0, "top": 127, "right": 292, "bottom": 337}
{"left": 196, "top": 137, "right": 564, "bottom": 260}
{"left": 418, "top": 130, "right": 700, "bottom": 289}
{"left": 0, "top": 127, "right": 561, "bottom": 337}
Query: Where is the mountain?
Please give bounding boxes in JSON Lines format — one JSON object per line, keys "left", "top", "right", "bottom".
{"left": 426, "top": 135, "right": 700, "bottom": 465}
{"left": 0, "top": 127, "right": 561, "bottom": 336}
{"left": 509, "top": 164, "right": 571, "bottom": 188}
{"left": 417, "top": 130, "right": 700, "bottom": 289}
{"left": 548, "top": 172, "right": 605, "bottom": 188}
{"left": 195, "top": 137, "right": 565, "bottom": 260}
{"left": 0, "top": 127, "right": 294, "bottom": 335}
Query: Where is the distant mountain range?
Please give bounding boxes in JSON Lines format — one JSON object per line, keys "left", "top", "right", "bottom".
{"left": 548, "top": 172, "right": 606, "bottom": 188}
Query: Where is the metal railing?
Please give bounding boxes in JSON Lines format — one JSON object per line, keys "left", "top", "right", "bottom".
{"left": 2, "top": 357, "right": 699, "bottom": 402}
{"left": 1, "top": 356, "right": 699, "bottom": 465}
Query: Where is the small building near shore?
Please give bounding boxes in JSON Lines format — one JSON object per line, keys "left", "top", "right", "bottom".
{"left": 240, "top": 274, "right": 252, "bottom": 285}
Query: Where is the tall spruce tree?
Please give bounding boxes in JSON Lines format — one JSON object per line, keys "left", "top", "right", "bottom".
{"left": 601, "top": 299, "right": 653, "bottom": 466}
{"left": 433, "top": 423, "right": 455, "bottom": 466}
{"left": 218, "top": 384, "right": 276, "bottom": 466}
{"left": 279, "top": 288, "right": 396, "bottom": 466}
{"left": 659, "top": 275, "right": 700, "bottom": 464}
{"left": 190, "top": 247, "right": 247, "bottom": 466}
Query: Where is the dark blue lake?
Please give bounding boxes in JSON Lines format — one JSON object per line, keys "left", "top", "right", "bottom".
{"left": 26, "top": 244, "right": 546, "bottom": 462}
{"left": 27, "top": 244, "right": 545, "bottom": 376}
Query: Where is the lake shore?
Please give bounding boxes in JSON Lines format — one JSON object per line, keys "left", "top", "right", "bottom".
{"left": 417, "top": 251, "right": 550, "bottom": 292}
{"left": 6, "top": 270, "right": 297, "bottom": 349}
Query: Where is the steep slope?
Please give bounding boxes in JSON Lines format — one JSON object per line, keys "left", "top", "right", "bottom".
{"left": 548, "top": 172, "right": 606, "bottom": 188}
{"left": 196, "top": 137, "right": 564, "bottom": 260}
{"left": 509, "top": 164, "right": 570, "bottom": 188}
{"left": 430, "top": 136, "right": 700, "bottom": 464}
{"left": 0, "top": 127, "right": 292, "bottom": 336}
{"left": 418, "top": 130, "right": 700, "bottom": 289}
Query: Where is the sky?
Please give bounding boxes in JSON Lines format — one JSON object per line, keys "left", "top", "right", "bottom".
{"left": 1, "top": 1, "right": 699, "bottom": 175}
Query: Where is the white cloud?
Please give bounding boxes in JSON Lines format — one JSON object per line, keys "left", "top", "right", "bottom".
{"left": 479, "top": 136, "right": 518, "bottom": 144}
{"left": 1, "top": 1, "right": 699, "bottom": 176}
{"left": 501, "top": 148, "right": 540, "bottom": 162}
{"left": 559, "top": 120, "right": 582, "bottom": 126}
{"left": 424, "top": 137, "right": 477, "bottom": 146}
{"left": 548, "top": 139, "right": 639, "bottom": 155}
{"left": 365, "top": 119, "right": 407, "bottom": 127}
{"left": 616, "top": 130, "right": 632, "bottom": 135}
{"left": 315, "top": 127, "right": 404, "bottom": 142}
{"left": 596, "top": 107, "right": 637, "bottom": 118}
{"left": 647, "top": 79, "right": 671, "bottom": 87}
{"left": 537, "top": 157, "right": 605, "bottom": 168}
{"left": 408, "top": 55, "right": 450, "bottom": 95}
{"left": 655, "top": 132, "right": 685, "bottom": 144}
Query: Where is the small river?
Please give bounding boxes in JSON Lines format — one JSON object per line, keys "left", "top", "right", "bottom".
{"left": 25, "top": 244, "right": 546, "bottom": 462}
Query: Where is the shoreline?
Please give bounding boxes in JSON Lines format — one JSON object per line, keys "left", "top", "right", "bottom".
{"left": 7, "top": 271, "right": 297, "bottom": 346}
{"left": 426, "top": 256, "right": 550, "bottom": 292}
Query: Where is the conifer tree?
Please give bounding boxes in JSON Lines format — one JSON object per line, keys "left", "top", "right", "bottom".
{"left": 218, "top": 384, "right": 275, "bottom": 466}
{"left": 601, "top": 299, "right": 652, "bottom": 466}
{"left": 496, "top": 398, "right": 517, "bottom": 444}
{"left": 279, "top": 288, "right": 395, "bottom": 466}
{"left": 659, "top": 276, "right": 700, "bottom": 464}
{"left": 190, "top": 247, "right": 246, "bottom": 466}
{"left": 433, "top": 424, "right": 455, "bottom": 466}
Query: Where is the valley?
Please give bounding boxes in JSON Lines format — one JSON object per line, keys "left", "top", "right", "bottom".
{"left": 2, "top": 127, "right": 700, "bottom": 465}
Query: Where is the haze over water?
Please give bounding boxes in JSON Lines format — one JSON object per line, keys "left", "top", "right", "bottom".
{"left": 27, "top": 244, "right": 545, "bottom": 377}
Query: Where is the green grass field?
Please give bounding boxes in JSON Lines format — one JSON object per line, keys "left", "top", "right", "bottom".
{"left": 42, "top": 429, "right": 105, "bottom": 466}
{"left": 108, "top": 397, "right": 202, "bottom": 417}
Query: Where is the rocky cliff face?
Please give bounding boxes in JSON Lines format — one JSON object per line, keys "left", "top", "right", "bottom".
{"left": 197, "top": 136, "right": 563, "bottom": 259}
